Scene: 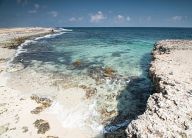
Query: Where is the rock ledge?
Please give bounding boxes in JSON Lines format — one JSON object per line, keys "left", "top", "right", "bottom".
{"left": 126, "top": 40, "right": 192, "bottom": 138}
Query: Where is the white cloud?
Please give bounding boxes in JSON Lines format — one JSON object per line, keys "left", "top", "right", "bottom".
{"left": 69, "top": 17, "right": 83, "bottom": 22}
{"left": 90, "top": 11, "right": 106, "bottom": 23}
{"left": 171, "top": 16, "right": 183, "bottom": 21}
{"left": 49, "top": 11, "right": 58, "bottom": 17}
{"left": 115, "top": 15, "right": 131, "bottom": 23}
{"left": 117, "top": 15, "right": 125, "bottom": 22}
{"left": 28, "top": 3, "right": 40, "bottom": 14}
{"left": 126, "top": 16, "right": 131, "bottom": 21}
{"left": 34, "top": 4, "right": 40, "bottom": 9}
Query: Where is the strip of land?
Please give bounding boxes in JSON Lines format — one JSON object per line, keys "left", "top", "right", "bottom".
{"left": 126, "top": 40, "right": 192, "bottom": 137}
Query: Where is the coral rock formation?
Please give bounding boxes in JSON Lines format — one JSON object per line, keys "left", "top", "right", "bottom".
{"left": 126, "top": 40, "right": 192, "bottom": 138}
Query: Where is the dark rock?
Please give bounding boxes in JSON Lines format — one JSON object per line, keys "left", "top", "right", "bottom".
{"left": 22, "top": 126, "right": 28, "bottom": 133}
{"left": 105, "top": 129, "right": 127, "bottom": 138}
{"left": 33, "top": 119, "right": 50, "bottom": 134}
{"left": 30, "top": 95, "right": 52, "bottom": 114}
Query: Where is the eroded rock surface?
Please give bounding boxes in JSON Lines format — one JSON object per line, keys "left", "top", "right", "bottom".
{"left": 126, "top": 40, "right": 192, "bottom": 138}
{"left": 33, "top": 119, "right": 50, "bottom": 134}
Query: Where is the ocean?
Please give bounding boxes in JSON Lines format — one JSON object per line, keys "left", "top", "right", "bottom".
{"left": 8, "top": 27, "right": 192, "bottom": 135}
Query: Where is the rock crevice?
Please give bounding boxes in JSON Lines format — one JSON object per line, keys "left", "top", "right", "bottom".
{"left": 126, "top": 40, "right": 192, "bottom": 138}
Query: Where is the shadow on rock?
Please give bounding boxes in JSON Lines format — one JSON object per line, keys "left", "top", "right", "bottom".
{"left": 104, "top": 53, "right": 153, "bottom": 138}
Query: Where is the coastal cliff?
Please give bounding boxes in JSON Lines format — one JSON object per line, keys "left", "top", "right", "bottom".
{"left": 126, "top": 40, "right": 192, "bottom": 138}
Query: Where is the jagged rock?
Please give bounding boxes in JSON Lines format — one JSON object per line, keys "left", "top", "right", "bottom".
{"left": 30, "top": 95, "right": 52, "bottom": 114}
{"left": 87, "top": 66, "right": 129, "bottom": 85}
{"left": 33, "top": 119, "right": 50, "bottom": 134}
{"left": 126, "top": 40, "right": 192, "bottom": 137}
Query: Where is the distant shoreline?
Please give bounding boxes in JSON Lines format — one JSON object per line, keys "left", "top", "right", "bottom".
{"left": 62, "top": 27, "right": 192, "bottom": 29}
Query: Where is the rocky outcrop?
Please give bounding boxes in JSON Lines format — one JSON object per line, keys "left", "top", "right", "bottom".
{"left": 126, "top": 40, "right": 192, "bottom": 138}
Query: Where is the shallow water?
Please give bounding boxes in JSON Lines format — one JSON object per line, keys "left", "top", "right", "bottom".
{"left": 9, "top": 27, "right": 192, "bottom": 135}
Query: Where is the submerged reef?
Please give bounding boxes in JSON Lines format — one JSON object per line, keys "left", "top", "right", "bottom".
{"left": 87, "top": 66, "right": 130, "bottom": 85}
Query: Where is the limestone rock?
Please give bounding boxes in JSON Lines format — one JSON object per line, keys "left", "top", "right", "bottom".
{"left": 126, "top": 40, "right": 192, "bottom": 138}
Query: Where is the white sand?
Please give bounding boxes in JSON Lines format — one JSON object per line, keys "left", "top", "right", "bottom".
{"left": 0, "top": 28, "right": 99, "bottom": 138}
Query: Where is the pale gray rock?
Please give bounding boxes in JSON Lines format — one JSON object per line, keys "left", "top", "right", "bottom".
{"left": 126, "top": 40, "right": 192, "bottom": 138}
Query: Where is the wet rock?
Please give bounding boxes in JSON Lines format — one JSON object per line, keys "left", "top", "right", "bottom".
{"left": 33, "top": 119, "right": 50, "bottom": 134}
{"left": 31, "top": 95, "right": 52, "bottom": 106}
{"left": 30, "top": 95, "right": 52, "bottom": 114}
{"left": 0, "top": 124, "right": 9, "bottom": 135}
{"left": 105, "top": 129, "right": 127, "bottom": 138}
{"left": 99, "top": 108, "right": 117, "bottom": 123}
{"left": 22, "top": 126, "right": 28, "bottom": 133}
{"left": 103, "top": 67, "right": 116, "bottom": 77}
{"left": 88, "top": 66, "right": 116, "bottom": 79}
{"left": 79, "top": 85, "right": 97, "bottom": 99}
{"left": 72, "top": 60, "right": 82, "bottom": 68}
{"left": 31, "top": 106, "right": 44, "bottom": 114}
{"left": 87, "top": 66, "right": 105, "bottom": 84}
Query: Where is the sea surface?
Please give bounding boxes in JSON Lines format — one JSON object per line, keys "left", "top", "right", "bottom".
{"left": 9, "top": 27, "right": 192, "bottom": 134}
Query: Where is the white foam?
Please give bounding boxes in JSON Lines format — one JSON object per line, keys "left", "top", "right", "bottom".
{"left": 45, "top": 99, "right": 106, "bottom": 135}
{"left": 46, "top": 101, "right": 89, "bottom": 128}
{"left": 58, "top": 28, "right": 72, "bottom": 32}
{"left": 34, "top": 32, "right": 66, "bottom": 40}
{"left": 7, "top": 40, "right": 37, "bottom": 66}
{"left": 88, "top": 100, "right": 105, "bottom": 133}
{"left": 7, "top": 28, "right": 70, "bottom": 67}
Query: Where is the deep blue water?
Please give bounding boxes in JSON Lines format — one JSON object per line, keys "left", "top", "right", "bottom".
{"left": 12, "top": 27, "right": 192, "bottom": 133}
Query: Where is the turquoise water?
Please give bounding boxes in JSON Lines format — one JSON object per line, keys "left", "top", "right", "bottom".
{"left": 12, "top": 27, "right": 192, "bottom": 133}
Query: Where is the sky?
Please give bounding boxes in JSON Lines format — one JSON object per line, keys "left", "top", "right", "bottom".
{"left": 0, "top": 0, "right": 192, "bottom": 27}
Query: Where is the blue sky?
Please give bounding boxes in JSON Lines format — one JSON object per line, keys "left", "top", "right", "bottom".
{"left": 0, "top": 0, "right": 192, "bottom": 27}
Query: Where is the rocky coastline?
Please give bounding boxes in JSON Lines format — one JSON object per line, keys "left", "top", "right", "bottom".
{"left": 126, "top": 40, "right": 192, "bottom": 138}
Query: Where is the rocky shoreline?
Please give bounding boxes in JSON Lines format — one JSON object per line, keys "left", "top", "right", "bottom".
{"left": 0, "top": 28, "right": 98, "bottom": 138}
{"left": 126, "top": 40, "right": 192, "bottom": 138}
